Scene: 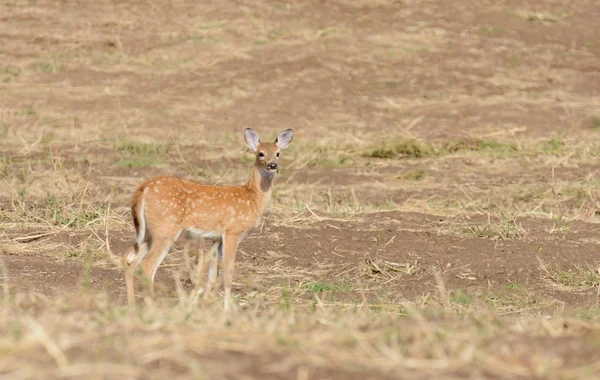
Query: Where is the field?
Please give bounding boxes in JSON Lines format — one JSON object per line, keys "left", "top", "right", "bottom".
{"left": 1, "top": 0, "right": 600, "bottom": 378}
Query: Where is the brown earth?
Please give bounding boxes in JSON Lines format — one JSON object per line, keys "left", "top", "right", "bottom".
{"left": 1, "top": 0, "right": 600, "bottom": 379}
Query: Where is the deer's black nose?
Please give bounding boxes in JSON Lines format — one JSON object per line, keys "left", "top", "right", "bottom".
{"left": 267, "top": 162, "right": 278, "bottom": 170}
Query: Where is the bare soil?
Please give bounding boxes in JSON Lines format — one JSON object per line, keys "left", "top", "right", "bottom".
{"left": 1, "top": 0, "right": 600, "bottom": 379}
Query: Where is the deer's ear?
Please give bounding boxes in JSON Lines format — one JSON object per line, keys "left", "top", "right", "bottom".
{"left": 244, "top": 128, "right": 260, "bottom": 152}
{"left": 275, "top": 129, "right": 294, "bottom": 149}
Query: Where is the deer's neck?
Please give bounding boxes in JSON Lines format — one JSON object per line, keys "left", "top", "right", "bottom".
{"left": 247, "top": 166, "right": 275, "bottom": 215}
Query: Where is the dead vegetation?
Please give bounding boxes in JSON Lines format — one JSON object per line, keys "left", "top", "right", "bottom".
{"left": 1, "top": 0, "right": 600, "bottom": 378}
{"left": 2, "top": 276, "right": 600, "bottom": 379}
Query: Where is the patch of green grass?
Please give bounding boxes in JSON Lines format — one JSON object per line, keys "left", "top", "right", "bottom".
{"left": 183, "top": 35, "right": 220, "bottom": 44}
{"left": 114, "top": 139, "right": 172, "bottom": 156}
{"left": 482, "top": 283, "right": 546, "bottom": 312}
{"left": 2, "top": 65, "right": 21, "bottom": 77}
{"left": 315, "top": 27, "right": 340, "bottom": 38}
{"left": 379, "top": 81, "right": 403, "bottom": 89}
{"left": 509, "top": 10, "right": 568, "bottom": 23}
{"left": 574, "top": 307, "right": 600, "bottom": 320}
{"left": 91, "top": 52, "right": 125, "bottom": 65}
{"left": 80, "top": 246, "right": 96, "bottom": 290}
{"left": 363, "top": 137, "right": 435, "bottom": 159}
{"left": 276, "top": 335, "right": 300, "bottom": 348}
{"left": 185, "top": 166, "right": 210, "bottom": 180}
{"left": 483, "top": 292, "right": 536, "bottom": 311}
{"left": 451, "top": 289, "right": 471, "bottom": 305}
{"left": 16, "top": 188, "right": 28, "bottom": 199}
{"left": 530, "top": 11, "right": 568, "bottom": 23}
{"left": 402, "top": 170, "right": 425, "bottom": 181}
{"left": 152, "top": 57, "right": 195, "bottom": 71}
{"left": 460, "top": 219, "right": 525, "bottom": 240}
{"left": 279, "top": 284, "right": 293, "bottom": 311}
{"left": 45, "top": 194, "right": 104, "bottom": 228}
{"left": 376, "top": 198, "right": 397, "bottom": 212}
{"left": 0, "top": 156, "right": 13, "bottom": 179}
{"left": 505, "top": 282, "right": 524, "bottom": 292}
{"left": 591, "top": 116, "right": 600, "bottom": 130}
{"left": 481, "top": 26, "right": 506, "bottom": 37}
{"left": 438, "top": 139, "right": 518, "bottom": 155}
{"left": 402, "top": 44, "right": 433, "bottom": 54}
{"left": 363, "top": 138, "right": 518, "bottom": 160}
{"left": 115, "top": 156, "right": 165, "bottom": 168}
{"left": 541, "top": 137, "right": 565, "bottom": 152}
{"left": 110, "top": 138, "right": 171, "bottom": 168}
{"left": 581, "top": 178, "right": 600, "bottom": 189}
{"left": 197, "top": 21, "right": 227, "bottom": 30}
{"left": 562, "top": 184, "right": 588, "bottom": 203}
{"left": 476, "top": 140, "right": 518, "bottom": 154}
{"left": 549, "top": 267, "right": 600, "bottom": 288}
{"left": 364, "top": 147, "right": 393, "bottom": 159}
{"left": 267, "top": 28, "right": 289, "bottom": 41}
{"left": 271, "top": 2, "right": 287, "bottom": 9}
{"left": 64, "top": 249, "right": 83, "bottom": 259}
{"left": 22, "top": 106, "right": 36, "bottom": 117}
{"left": 506, "top": 56, "right": 520, "bottom": 69}
{"left": 321, "top": 154, "right": 352, "bottom": 168}
{"left": 303, "top": 146, "right": 353, "bottom": 168}
{"left": 2, "top": 65, "right": 21, "bottom": 82}
{"left": 17, "top": 164, "right": 32, "bottom": 183}
{"left": 303, "top": 281, "right": 354, "bottom": 294}
{"left": 31, "top": 58, "right": 65, "bottom": 74}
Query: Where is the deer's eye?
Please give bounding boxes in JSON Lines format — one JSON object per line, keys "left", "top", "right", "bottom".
{"left": 276, "top": 152, "right": 280, "bottom": 158}
{"left": 258, "top": 152, "right": 265, "bottom": 158}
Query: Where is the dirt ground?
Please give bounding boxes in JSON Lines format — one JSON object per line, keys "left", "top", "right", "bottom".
{"left": 1, "top": 0, "right": 600, "bottom": 379}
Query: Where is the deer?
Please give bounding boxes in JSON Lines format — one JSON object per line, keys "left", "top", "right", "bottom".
{"left": 123, "top": 128, "right": 294, "bottom": 310}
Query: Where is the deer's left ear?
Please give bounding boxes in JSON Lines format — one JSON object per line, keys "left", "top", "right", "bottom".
{"left": 275, "top": 129, "right": 294, "bottom": 149}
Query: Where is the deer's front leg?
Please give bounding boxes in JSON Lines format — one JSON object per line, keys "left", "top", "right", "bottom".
{"left": 222, "top": 233, "right": 241, "bottom": 311}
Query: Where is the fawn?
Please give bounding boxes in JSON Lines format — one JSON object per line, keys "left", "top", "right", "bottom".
{"left": 124, "top": 128, "right": 294, "bottom": 309}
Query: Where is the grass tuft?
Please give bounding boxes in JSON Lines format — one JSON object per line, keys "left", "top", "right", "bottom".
{"left": 549, "top": 266, "right": 600, "bottom": 288}
{"left": 541, "top": 137, "right": 565, "bottom": 152}
{"left": 481, "top": 25, "right": 506, "bottom": 36}
{"left": 303, "top": 281, "right": 355, "bottom": 293}
{"left": 459, "top": 218, "right": 526, "bottom": 240}
{"left": 451, "top": 289, "right": 472, "bottom": 305}
{"left": 111, "top": 138, "right": 172, "bottom": 168}
{"left": 363, "top": 137, "right": 518, "bottom": 160}
{"left": 363, "top": 137, "right": 434, "bottom": 159}
{"left": 44, "top": 193, "right": 105, "bottom": 228}
{"left": 114, "top": 139, "right": 172, "bottom": 156}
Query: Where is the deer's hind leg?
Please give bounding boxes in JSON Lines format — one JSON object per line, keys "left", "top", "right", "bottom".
{"left": 124, "top": 241, "right": 150, "bottom": 307}
{"left": 140, "top": 236, "right": 176, "bottom": 297}
{"left": 203, "top": 240, "right": 223, "bottom": 300}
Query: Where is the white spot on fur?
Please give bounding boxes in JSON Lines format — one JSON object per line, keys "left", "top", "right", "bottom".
{"left": 126, "top": 251, "right": 137, "bottom": 264}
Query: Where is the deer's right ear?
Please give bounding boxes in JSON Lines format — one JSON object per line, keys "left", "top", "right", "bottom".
{"left": 244, "top": 128, "right": 260, "bottom": 152}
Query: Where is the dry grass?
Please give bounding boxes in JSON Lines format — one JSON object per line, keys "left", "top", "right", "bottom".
{"left": 2, "top": 0, "right": 600, "bottom": 378}
{"left": 1, "top": 282, "right": 600, "bottom": 379}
